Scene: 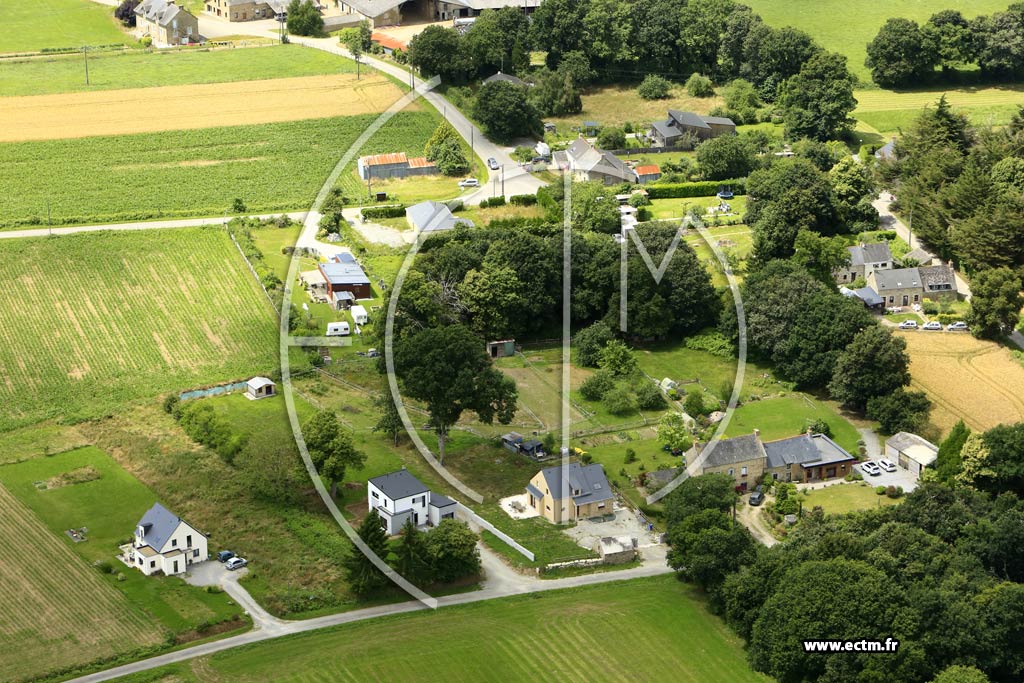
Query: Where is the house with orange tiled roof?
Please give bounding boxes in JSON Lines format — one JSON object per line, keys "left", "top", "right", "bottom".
{"left": 357, "top": 152, "right": 438, "bottom": 180}
{"left": 371, "top": 32, "right": 405, "bottom": 55}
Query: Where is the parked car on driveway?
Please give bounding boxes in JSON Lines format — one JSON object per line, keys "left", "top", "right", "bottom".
{"left": 487, "top": 157, "right": 499, "bottom": 170}
{"left": 878, "top": 459, "right": 897, "bottom": 472}
{"left": 749, "top": 491, "right": 764, "bottom": 506}
{"left": 458, "top": 178, "right": 479, "bottom": 188}
{"left": 947, "top": 321, "right": 969, "bottom": 331}
{"left": 861, "top": 461, "right": 882, "bottom": 476}
{"left": 922, "top": 321, "right": 942, "bottom": 330}
{"left": 898, "top": 320, "right": 919, "bottom": 330}
{"left": 225, "top": 557, "right": 247, "bottom": 571}
{"left": 217, "top": 550, "right": 235, "bottom": 563}
{"left": 886, "top": 306, "right": 903, "bottom": 314}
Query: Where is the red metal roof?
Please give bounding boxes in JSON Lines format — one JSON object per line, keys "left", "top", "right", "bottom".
{"left": 372, "top": 32, "right": 406, "bottom": 51}
{"left": 636, "top": 165, "right": 661, "bottom": 175}
{"left": 361, "top": 152, "right": 408, "bottom": 166}
{"left": 407, "top": 157, "right": 435, "bottom": 169}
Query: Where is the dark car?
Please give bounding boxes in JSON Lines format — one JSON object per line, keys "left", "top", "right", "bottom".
{"left": 749, "top": 491, "right": 764, "bottom": 506}
{"left": 217, "top": 550, "right": 235, "bottom": 563}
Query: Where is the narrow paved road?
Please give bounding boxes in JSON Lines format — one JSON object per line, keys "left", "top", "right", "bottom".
{"left": 0, "top": 212, "right": 307, "bottom": 240}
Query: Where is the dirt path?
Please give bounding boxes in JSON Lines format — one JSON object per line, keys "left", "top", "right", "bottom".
{"left": 736, "top": 500, "right": 777, "bottom": 548}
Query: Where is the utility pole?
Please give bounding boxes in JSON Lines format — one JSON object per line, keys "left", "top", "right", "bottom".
{"left": 47, "top": 198, "right": 51, "bottom": 237}
{"left": 82, "top": 46, "right": 89, "bottom": 85}
{"left": 501, "top": 164, "right": 505, "bottom": 197}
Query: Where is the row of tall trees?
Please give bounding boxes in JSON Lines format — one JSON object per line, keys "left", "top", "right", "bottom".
{"left": 867, "top": 4, "right": 1024, "bottom": 87}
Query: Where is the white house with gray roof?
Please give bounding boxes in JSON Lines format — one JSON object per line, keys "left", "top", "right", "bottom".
{"left": 368, "top": 469, "right": 457, "bottom": 535}
{"left": 405, "top": 200, "right": 474, "bottom": 234}
{"left": 552, "top": 138, "right": 638, "bottom": 186}
{"left": 124, "top": 503, "right": 208, "bottom": 576}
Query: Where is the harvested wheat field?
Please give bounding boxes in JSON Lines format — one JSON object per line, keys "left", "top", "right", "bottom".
{"left": 0, "top": 72, "right": 406, "bottom": 142}
{"left": 899, "top": 331, "right": 1024, "bottom": 434}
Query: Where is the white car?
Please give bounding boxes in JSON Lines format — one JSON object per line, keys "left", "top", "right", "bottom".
{"left": 458, "top": 178, "right": 480, "bottom": 188}
{"left": 898, "top": 320, "right": 919, "bottom": 330}
{"left": 860, "top": 461, "right": 882, "bottom": 476}
{"left": 886, "top": 306, "right": 903, "bottom": 314}
{"left": 225, "top": 557, "right": 248, "bottom": 571}
{"left": 947, "top": 321, "right": 969, "bottom": 331}
{"left": 922, "top": 321, "right": 942, "bottom": 330}
{"left": 878, "top": 459, "right": 897, "bottom": 473}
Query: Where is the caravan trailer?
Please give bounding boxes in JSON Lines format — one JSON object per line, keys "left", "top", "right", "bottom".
{"left": 326, "top": 321, "right": 350, "bottom": 337}
{"left": 351, "top": 305, "right": 369, "bottom": 325}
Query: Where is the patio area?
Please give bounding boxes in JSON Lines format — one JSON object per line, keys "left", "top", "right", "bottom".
{"left": 498, "top": 493, "right": 539, "bottom": 520}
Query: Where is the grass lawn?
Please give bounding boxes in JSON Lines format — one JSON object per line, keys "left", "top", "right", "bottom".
{"left": 853, "top": 84, "right": 1024, "bottom": 135}
{"left": 0, "top": 228, "right": 278, "bottom": 432}
{"left": 724, "top": 394, "right": 862, "bottom": 454}
{"left": 744, "top": 0, "right": 1007, "bottom": 83}
{"left": 0, "top": 44, "right": 356, "bottom": 96}
{"left": 633, "top": 341, "right": 777, "bottom": 402}
{"left": 802, "top": 481, "right": 901, "bottom": 515}
{"left": 0, "top": 446, "right": 243, "bottom": 633}
{"left": 0, "top": 111, "right": 436, "bottom": 228}
{"left": 1, "top": 0, "right": 131, "bottom": 53}
{"left": 545, "top": 83, "right": 724, "bottom": 131}
{"left": 0, "top": 421, "right": 88, "bottom": 465}
{"left": 111, "top": 575, "right": 770, "bottom": 683}
{"left": 648, "top": 195, "right": 748, "bottom": 221}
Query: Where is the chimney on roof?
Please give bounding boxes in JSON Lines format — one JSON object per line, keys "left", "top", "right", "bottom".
{"left": 753, "top": 428, "right": 760, "bottom": 438}
{"left": 806, "top": 426, "right": 813, "bottom": 436}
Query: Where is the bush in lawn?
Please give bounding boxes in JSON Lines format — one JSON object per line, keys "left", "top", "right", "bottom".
{"left": 885, "top": 485, "right": 903, "bottom": 499}
{"left": 683, "top": 329, "right": 733, "bottom": 357}
{"left": 361, "top": 205, "right": 407, "bottom": 220}
{"left": 638, "top": 74, "right": 672, "bottom": 100}
{"left": 807, "top": 418, "right": 832, "bottom": 438}
{"left": 162, "top": 394, "right": 180, "bottom": 415}
{"left": 604, "top": 385, "right": 637, "bottom": 415}
{"left": 425, "top": 121, "right": 470, "bottom": 176}
{"left": 176, "top": 402, "right": 247, "bottom": 465}
{"left": 875, "top": 485, "right": 887, "bottom": 495}
{"left": 286, "top": 0, "right": 325, "bottom": 36}
{"left": 628, "top": 192, "right": 650, "bottom": 208}
{"left": 598, "top": 339, "right": 638, "bottom": 377}
{"left": 115, "top": 0, "right": 140, "bottom": 26}
{"left": 95, "top": 560, "right": 114, "bottom": 574}
{"left": 684, "top": 390, "right": 708, "bottom": 417}
{"left": 232, "top": 198, "right": 247, "bottom": 214}
{"left": 574, "top": 321, "right": 614, "bottom": 367}
{"left": 624, "top": 448, "right": 637, "bottom": 464}
{"left": 580, "top": 370, "right": 615, "bottom": 401}
{"left": 597, "top": 126, "right": 626, "bottom": 150}
{"left": 685, "top": 73, "right": 715, "bottom": 98}
{"left": 636, "top": 382, "right": 666, "bottom": 410}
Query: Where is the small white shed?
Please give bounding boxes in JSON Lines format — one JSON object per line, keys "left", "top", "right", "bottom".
{"left": 326, "top": 321, "right": 351, "bottom": 337}
{"left": 246, "top": 377, "right": 276, "bottom": 400}
{"left": 351, "top": 305, "right": 369, "bottom": 325}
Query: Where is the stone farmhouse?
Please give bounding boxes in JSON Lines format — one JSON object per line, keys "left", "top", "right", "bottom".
{"left": 553, "top": 138, "right": 638, "bottom": 185}
{"left": 689, "top": 429, "right": 856, "bottom": 490}
{"left": 135, "top": 0, "right": 200, "bottom": 46}
{"left": 648, "top": 110, "right": 736, "bottom": 147}
{"left": 867, "top": 264, "right": 958, "bottom": 308}
{"left": 835, "top": 242, "right": 894, "bottom": 286}
{"left": 204, "top": 0, "right": 286, "bottom": 21}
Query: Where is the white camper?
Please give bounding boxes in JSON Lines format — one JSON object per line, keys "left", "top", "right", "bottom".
{"left": 351, "top": 305, "right": 369, "bottom": 325}
{"left": 326, "top": 321, "right": 350, "bottom": 337}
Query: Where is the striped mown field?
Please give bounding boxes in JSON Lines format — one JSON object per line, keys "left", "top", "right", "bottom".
{"left": 0, "top": 483, "right": 163, "bottom": 683}
{"left": 109, "top": 576, "right": 770, "bottom": 683}
{"left": 0, "top": 228, "right": 278, "bottom": 431}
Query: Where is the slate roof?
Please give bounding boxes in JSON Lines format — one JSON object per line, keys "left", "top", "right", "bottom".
{"left": 854, "top": 286, "right": 884, "bottom": 306}
{"left": 698, "top": 433, "right": 764, "bottom": 468}
{"left": 702, "top": 115, "right": 736, "bottom": 126}
{"left": 763, "top": 433, "right": 854, "bottom": 470}
{"left": 429, "top": 491, "right": 456, "bottom": 508}
{"left": 904, "top": 247, "right": 936, "bottom": 264}
{"left": 136, "top": 502, "right": 187, "bottom": 552}
{"left": 483, "top": 71, "right": 528, "bottom": 87}
{"left": 848, "top": 242, "right": 892, "bottom": 267}
{"left": 872, "top": 267, "right": 922, "bottom": 291}
{"left": 336, "top": 0, "right": 406, "bottom": 19}
{"left": 668, "top": 110, "right": 712, "bottom": 130}
{"left": 369, "top": 469, "right": 429, "bottom": 500}
{"left": 538, "top": 463, "right": 613, "bottom": 505}
{"left": 650, "top": 119, "right": 682, "bottom": 140}
{"left": 919, "top": 264, "right": 956, "bottom": 288}
{"left": 406, "top": 200, "right": 466, "bottom": 233}
{"left": 134, "top": 0, "right": 195, "bottom": 28}
{"left": 560, "top": 138, "right": 637, "bottom": 182}
{"left": 319, "top": 260, "right": 370, "bottom": 286}
{"left": 875, "top": 139, "right": 897, "bottom": 161}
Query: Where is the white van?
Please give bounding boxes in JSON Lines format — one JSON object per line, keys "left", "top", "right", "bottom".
{"left": 351, "top": 305, "right": 369, "bottom": 325}
{"left": 326, "top": 321, "right": 350, "bottom": 337}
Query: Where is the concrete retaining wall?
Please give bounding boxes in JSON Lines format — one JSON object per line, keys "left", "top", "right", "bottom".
{"left": 456, "top": 503, "right": 535, "bottom": 562}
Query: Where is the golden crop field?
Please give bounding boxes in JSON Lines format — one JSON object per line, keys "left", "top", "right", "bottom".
{"left": 0, "top": 484, "right": 163, "bottom": 682}
{"left": 0, "top": 71, "right": 406, "bottom": 142}
{"left": 899, "top": 331, "right": 1024, "bottom": 434}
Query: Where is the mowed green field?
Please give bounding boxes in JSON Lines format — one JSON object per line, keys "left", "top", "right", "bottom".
{"left": 0, "top": 111, "right": 437, "bottom": 228}
{"left": 0, "top": 482, "right": 164, "bottom": 683}
{"left": 745, "top": 0, "right": 1007, "bottom": 83}
{"left": 854, "top": 84, "right": 1024, "bottom": 135}
{"left": 0, "top": 0, "right": 131, "bottom": 53}
{"left": 0, "top": 45, "right": 356, "bottom": 96}
{"left": 0, "top": 228, "right": 278, "bottom": 431}
{"left": 111, "top": 576, "right": 770, "bottom": 683}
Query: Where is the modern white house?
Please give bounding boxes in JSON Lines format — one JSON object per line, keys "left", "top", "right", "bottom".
{"left": 367, "top": 469, "right": 457, "bottom": 535}
{"left": 246, "top": 376, "right": 275, "bottom": 400}
{"left": 123, "top": 503, "right": 208, "bottom": 576}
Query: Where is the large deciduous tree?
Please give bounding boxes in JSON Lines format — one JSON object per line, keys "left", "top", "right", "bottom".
{"left": 967, "top": 267, "right": 1024, "bottom": 339}
{"left": 696, "top": 134, "right": 757, "bottom": 180}
{"left": 409, "top": 26, "right": 467, "bottom": 83}
{"left": 303, "top": 410, "right": 366, "bottom": 498}
{"left": 392, "top": 324, "right": 517, "bottom": 463}
{"left": 828, "top": 326, "right": 911, "bottom": 410}
{"left": 866, "top": 17, "right": 938, "bottom": 87}
{"left": 472, "top": 80, "right": 540, "bottom": 143}
{"left": 778, "top": 51, "right": 857, "bottom": 141}
{"left": 286, "top": 0, "right": 324, "bottom": 37}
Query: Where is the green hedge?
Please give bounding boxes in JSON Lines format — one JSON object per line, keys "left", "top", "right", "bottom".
{"left": 509, "top": 194, "right": 538, "bottom": 206}
{"left": 646, "top": 179, "right": 746, "bottom": 199}
{"left": 360, "top": 204, "right": 406, "bottom": 220}
{"left": 480, "top": 196, "right": 506, "bottom": 208}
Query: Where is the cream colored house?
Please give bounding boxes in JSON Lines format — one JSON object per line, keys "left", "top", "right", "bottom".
{"left": 526, "top": 462, "right": 614, "bottom": 524}
{"left": 124, "top": 503, "right": 208, "bottom": 576}
{"left": 205, "top": 0, "right": 286, "bottom": 21}
{"left": 135, "top": 0, "right": 200, "bottom": 46}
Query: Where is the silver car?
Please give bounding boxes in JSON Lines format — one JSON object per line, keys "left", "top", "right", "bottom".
{"left": 225, "top": 557, "right": 247, "bottom": 571}
{"left": 860, "top": 461, "right": 881, "bottom": 476}
{"left": 878, "top": 459, "right": 897, "bottom": 473}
